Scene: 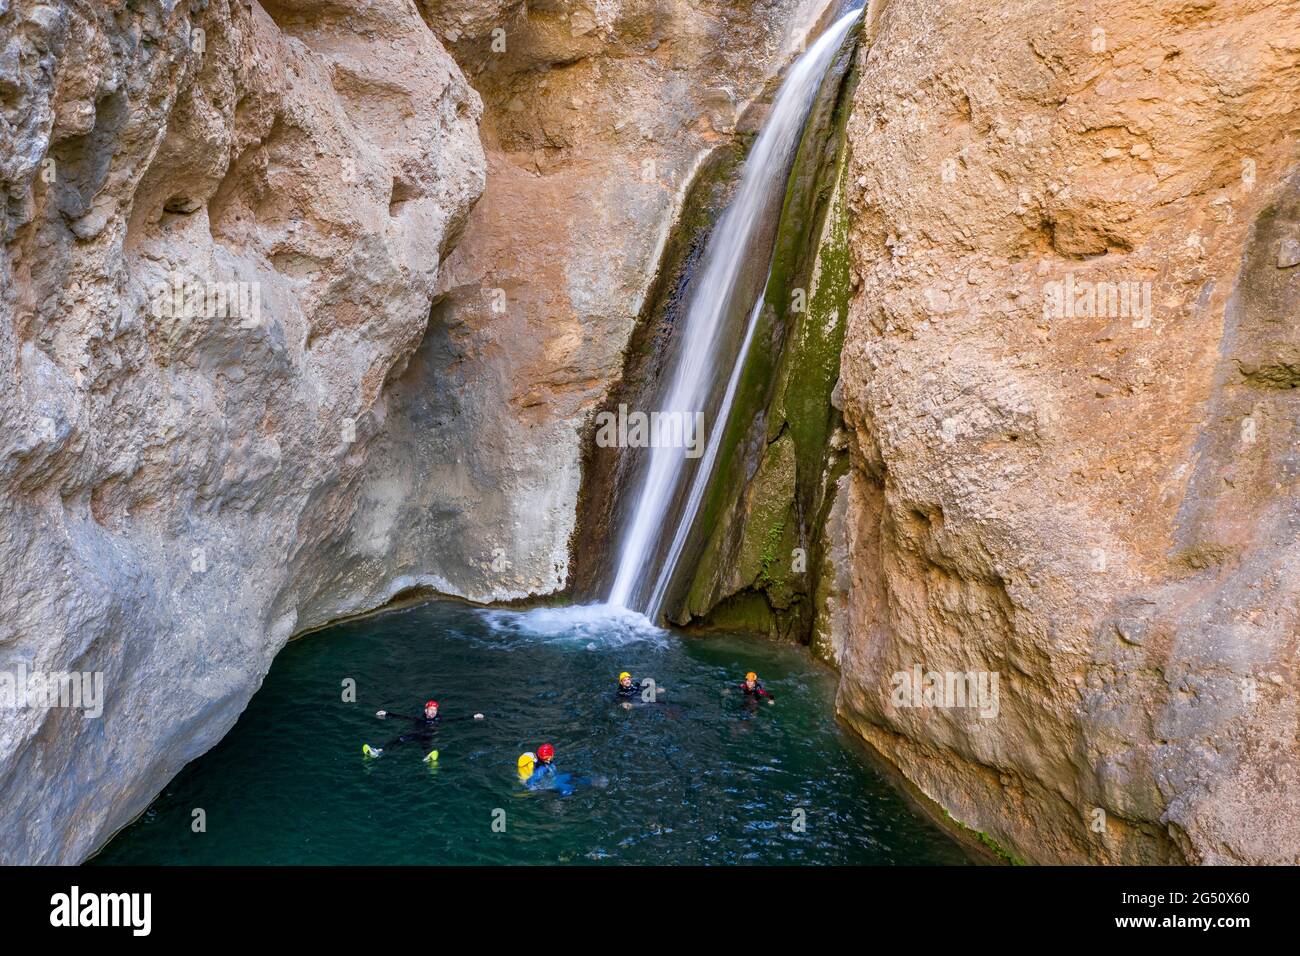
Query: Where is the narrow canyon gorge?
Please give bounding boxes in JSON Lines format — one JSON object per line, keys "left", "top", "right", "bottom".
{"left": 1, "top": 0, "right": 1297, "bottom": 867}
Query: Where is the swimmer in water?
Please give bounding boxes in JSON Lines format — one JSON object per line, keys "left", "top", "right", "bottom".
{"left": 738, "top": 672, "right": 775, "bottom": 706}
{"left": 362, "top": 699, "right": 484, "bottom": 760}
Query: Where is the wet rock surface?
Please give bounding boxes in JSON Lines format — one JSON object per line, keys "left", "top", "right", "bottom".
{"left": 396, "top": 0, "right": 836, "bottom": 601}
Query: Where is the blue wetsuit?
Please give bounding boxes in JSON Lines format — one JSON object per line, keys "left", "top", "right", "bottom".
{"left": 526, "top": 762, "right": 558, "bottom": 788}
{"left": 526, "top": 761, "right": 583, "bottom": 795}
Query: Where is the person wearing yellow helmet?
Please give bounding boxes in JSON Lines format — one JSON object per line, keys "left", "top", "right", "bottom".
{"left": 616, "top": 671, "right": 640, "bottom": 699}
{"left": 740, "top": 671, "right": 775, "bottom": 705}
{"left": 616, "top": 670, "right": 663, "bottom": 708}
{"left": 517, "top": 743, "right": 590, "bottom": 796}
{"left": 517, "top": 751, "right": 537, "bottom": 781}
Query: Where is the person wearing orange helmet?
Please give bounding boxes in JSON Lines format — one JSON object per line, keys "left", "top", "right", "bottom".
{"left": 739, "top": 671, "right": 776, "bottom": 705}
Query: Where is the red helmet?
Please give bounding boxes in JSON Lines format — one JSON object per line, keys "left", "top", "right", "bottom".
{"left": 537, "top": 743, "right": 555, "bottom": 760}
{"left": 425, "top": 700, "right": 438, "bottom": 709}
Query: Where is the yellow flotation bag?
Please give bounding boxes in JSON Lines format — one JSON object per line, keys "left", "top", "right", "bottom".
{"left": 517, "top": 751, "right": 536, "bottom": 781}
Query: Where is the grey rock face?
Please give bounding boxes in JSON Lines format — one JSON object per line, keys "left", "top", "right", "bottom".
{"left": 0, "top": 0, "right": 485, "bottom": 864}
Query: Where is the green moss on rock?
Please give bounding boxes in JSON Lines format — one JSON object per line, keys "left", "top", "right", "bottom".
{"left": 668, "top": 28, "right": 862, "bottom": 645}
{"left": 942, "top": 810, "right": 1027, "bottom": 866}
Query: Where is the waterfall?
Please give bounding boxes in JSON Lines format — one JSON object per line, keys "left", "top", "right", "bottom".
{"left": 607, "top": 6, "right": 863, "bottom": 619}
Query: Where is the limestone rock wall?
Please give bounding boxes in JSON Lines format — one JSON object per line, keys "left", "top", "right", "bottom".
{"left": 369, "top": 0, "right": 836, "bottom": 602}
{"left": 8, "top": 0, "right": 1287, "bottom": 869}
{"left": 836, "top": 0, "right": 1300, "bottom": 864}
{"left": 0, "top": 0, "right": 484, "bottom": 864}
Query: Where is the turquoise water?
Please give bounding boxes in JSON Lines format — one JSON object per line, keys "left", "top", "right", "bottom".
{"left": 94, "top": 601, "right": 971, "bottom": 865}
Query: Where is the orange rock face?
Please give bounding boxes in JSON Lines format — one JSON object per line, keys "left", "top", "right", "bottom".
{"left": 380, "top": 0, "right": 839, "bottom": 601}
{"left": 835, "top": 0, "right": 1300, "bottom": 863}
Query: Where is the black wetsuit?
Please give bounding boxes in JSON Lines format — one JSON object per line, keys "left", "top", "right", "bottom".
{"left": 380, "top": 712, "right": 442, "bottom": 751}
{"left": 616, "top": 680, "right": 650, "bottom": 701}
{"left": 740, "top": 682, "right": 775, "bottom": 702}
{"left": 380, "top": 711, "right": 480, "bottom": 751}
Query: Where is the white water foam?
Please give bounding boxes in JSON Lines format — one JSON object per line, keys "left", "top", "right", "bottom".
{"left": 478, "top": 603, "right": 669, "bottom": 649}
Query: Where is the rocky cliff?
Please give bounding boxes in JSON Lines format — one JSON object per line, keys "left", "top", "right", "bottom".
{"left": 0, "top": 0, "right": 830, "bottom": 863}
{"left": 831, "top": 0, "right": 1300, "bottom": 863}
{"left": 372, "top": 0, "right": 835, "bottom": 602}
{"left": 0, "top": 0, "right": 485, "bottom": 864}
{"left": 640, "top": 0, "right": 1300, "bottom": 866}
{"left": 4, "top": 0, "right": 1295, "bottom": 868}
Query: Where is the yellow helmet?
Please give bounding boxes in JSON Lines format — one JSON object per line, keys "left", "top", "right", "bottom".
{"left": 517, "top": 752, "right": 536, "bottom": 781}
{"left": 619, "top": 671, "right": 632, "bottom": 681}
{"left": 745, "top": 672, "right": 758, "bottom": 681}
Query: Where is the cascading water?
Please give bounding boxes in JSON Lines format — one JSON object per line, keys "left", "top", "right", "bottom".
{"left": 607, "top": 6, "right": 863, "bottom": 619}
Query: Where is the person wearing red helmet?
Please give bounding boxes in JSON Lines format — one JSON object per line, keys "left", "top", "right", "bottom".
{"left": 524, "top": 742, "right": 559, "bottom": 789}
{"left": 362, "top": 698, "right": 484, "bottom": 759}
{"left": 519, "top": 743, "right": 595, "bottom": 795}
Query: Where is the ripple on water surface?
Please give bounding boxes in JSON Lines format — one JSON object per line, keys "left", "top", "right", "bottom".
{"left": 94, "top": 600, "right": 973, "bottom": 866}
